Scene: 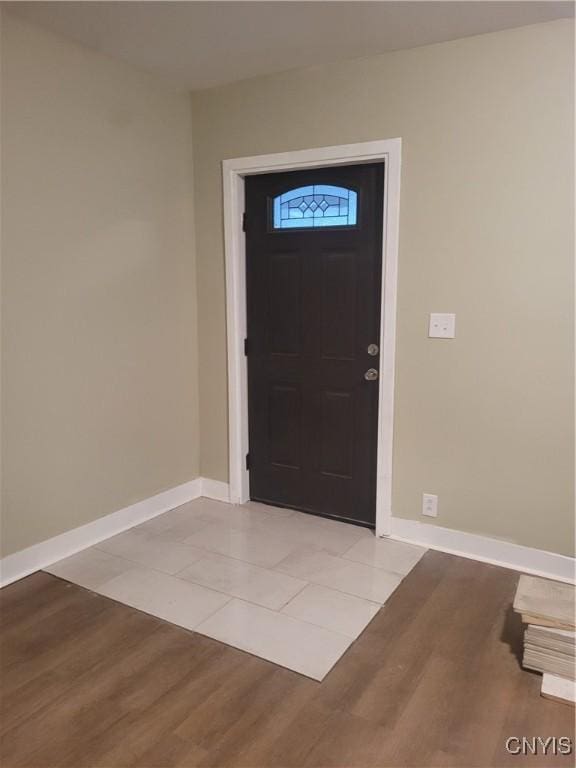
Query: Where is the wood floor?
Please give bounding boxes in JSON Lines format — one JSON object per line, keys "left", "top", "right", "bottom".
{"left": 1, "top": 551, "right": 573, "bottom": 768}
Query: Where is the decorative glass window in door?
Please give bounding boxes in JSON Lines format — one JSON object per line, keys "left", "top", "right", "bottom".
{"left": 272, "top": 185, "right": 358, "bottom": 230}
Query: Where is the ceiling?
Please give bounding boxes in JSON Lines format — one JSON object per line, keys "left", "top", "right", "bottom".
{"left": 7, "top": 1, "right": 574, "bottom": 90}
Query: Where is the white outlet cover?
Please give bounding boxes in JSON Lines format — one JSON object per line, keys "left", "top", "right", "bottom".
{"left": 422, "top": 493, "right": 438, "bottom": 517}
{"left": 429, "top": 313, "right": 456, "bottom": 339}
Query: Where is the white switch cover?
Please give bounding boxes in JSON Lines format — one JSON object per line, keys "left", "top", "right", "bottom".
{"left": 422, "top": 493, "right": 438, "bottom": 517}
{"left": 429, "top": 313, "right": 456, "bottom": 339}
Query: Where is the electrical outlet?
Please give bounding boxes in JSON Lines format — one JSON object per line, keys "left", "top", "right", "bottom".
{"left": 422, "top": 493, "right": 438, "bottom": 517}
{"left": 429, "top": 313, "right": 456, "bottom": 339}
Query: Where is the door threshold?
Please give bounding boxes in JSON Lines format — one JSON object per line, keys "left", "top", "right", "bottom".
{"left": 249, "top": 496, "right": 376, "bottom": 530}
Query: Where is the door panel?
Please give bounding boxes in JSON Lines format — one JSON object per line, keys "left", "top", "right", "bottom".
{"left": 321, "top": 250, "right": 357, "bottom": 360}
{"left": 267, "top": 252, "right": 301, "bottom": 356}
{"left": 268, "top": 383, "right": 302, "bottom": 470}
{"left": 320, "top": 389, "right": 354, "bottom": 479}
{"left": 246, "top": 163, "right": 384, "bottom": 527}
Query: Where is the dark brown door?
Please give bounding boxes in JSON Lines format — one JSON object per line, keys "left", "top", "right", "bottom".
{"left": 245, "top": 163, "right": 384, "bottom": 527}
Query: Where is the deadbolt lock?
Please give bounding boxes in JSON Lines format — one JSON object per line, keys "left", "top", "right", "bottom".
{"left": 367, "top": 343, "right": 379, "bottom": 356}
{"left": 364, "top": 368, "right": 379, "bottom": 381}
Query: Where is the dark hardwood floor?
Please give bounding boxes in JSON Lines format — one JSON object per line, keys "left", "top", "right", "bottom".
{"left": 1, "top": 551, "right": 573, "bottom": 767}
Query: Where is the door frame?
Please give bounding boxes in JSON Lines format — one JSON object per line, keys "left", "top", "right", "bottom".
{"left": 222, "top": 138, "right": 401, "bottom": 537}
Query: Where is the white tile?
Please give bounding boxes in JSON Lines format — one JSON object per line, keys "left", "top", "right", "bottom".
{"left": 302, "top": 513, "right": 371, "bottom": 534}
{"left": 240, "top": 500, "right": 295, "bottom": 519}
{"left": 44, "top": 547, "right": 137, "bottom": 590}
{"left": 282, "top": 584, "right": 380, "bottom": 638}
{"left": 178, "top": 553, "right": 307, "bottom": 610}
{"left": 135, "top": 500, "right": 206, "bottom": 534}
{"left": 96, "top": 529, "right": 206, "bottom": 574}
{"left": 342, "top": 536, "right": 426, "bottom": 575}
{"left": 275, "top": 549, "right": 402, "bottom": 604}
{"left": 135, "top": 516, "right": 175, "bottom": 535}
{"left": 142, "top": 499, "right": 292, "bottom": 543}
{"left": 97, "top": 567, "right": 230, "bottom": 630}
{"left": 41, "top": 504, "right": 414, "bottom": 680}
{"left": 148, "top": 515, "right": 213, "bottom": 544}
{"left": 183, "top": 521, "right": 303, "bottom": 568}
{"left": 191, "top": 498, "right": 295, "bottom": 533}
{"left": 195, "top": 598, "right": 352, "bottom": 680}
{"left": 258, "top": 511, "right": 371, "bottom": 556}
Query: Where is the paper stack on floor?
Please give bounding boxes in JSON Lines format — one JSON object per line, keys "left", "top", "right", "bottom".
{"left": 513, "top": 574, "right": 576, "bottom": 705}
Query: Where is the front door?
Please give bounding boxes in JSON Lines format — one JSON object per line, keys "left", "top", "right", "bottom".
{"left": 245, "top": 163, "right": 384, "bottom": 527}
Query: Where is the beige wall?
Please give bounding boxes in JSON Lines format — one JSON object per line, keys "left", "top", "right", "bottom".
{"left": 191, "top": 19, "right": 574, "bottom": 557}
{"left": 1, "top": 14, "right": 573, "bottom": 561}
{"left": 1, "top": 13, "right": 199, "bottom": 556}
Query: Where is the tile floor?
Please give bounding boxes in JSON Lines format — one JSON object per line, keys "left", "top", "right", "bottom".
{"left": 44, "top": 498, "right": 427, "bottom": 680}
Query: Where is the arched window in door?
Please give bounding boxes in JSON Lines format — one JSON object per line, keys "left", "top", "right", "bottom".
{"left": 272, "top": 185, "right": 357, "bottom": 230}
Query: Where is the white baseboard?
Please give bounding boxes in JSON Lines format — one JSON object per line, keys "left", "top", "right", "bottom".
{"left": 3, "top": 482, "right": 573, "bottom": 588}
{"left": 200, "top": 478, "right": 230, "bottom": 503}
{"left": 0, "top": 477, "right": 231, "bottom": 588}
{"left": 388, "top": 517, "right": 575, "bottom": 584}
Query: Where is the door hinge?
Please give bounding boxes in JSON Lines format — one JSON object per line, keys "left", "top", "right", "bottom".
{"left": 244, "top": 338, "right": 249, "bottom": 356}
{"left": 245, "top": 453, "right": 250, "bottom": 470}
{"left": 242, "top": 212, "right": 247, "bottom": 232}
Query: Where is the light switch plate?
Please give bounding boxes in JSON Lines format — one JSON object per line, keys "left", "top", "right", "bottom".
{"left": 429, "top": 313, "right": 456, "bottom": 339}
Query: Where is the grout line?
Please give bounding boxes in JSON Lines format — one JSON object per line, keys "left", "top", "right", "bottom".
{"left": 48, "top": 540, "right": 396, "bottom": 628}
{"left": 191, "top": 621, "right": 325, "bottom": 683}
{"left": 280, "top": 582, "right": 383, "bottom": 611}
{"left": 88, "top": 578, "right": 234, "bottom": 637}
{"left": 189, "top": 594, "right": 234, "bottom": 630}
{"left": 89, "top": 546, "right": 206, "bottom": 579}
{"left": 44, "top": 551, "right": 416, "bottom": 671}
{"left": 272, "top": 568, "right": 399, "bottom": 605}
{"left": 274, "top": 579, "right": 310, "bottom": 611}
{"left": 280, "top": 607, "right": 379, "bottom": 640}
{"left": 60, "top": 536, "right": 408, "bottom": 607}
{"left": 193, "top": 595, "right": 355, "bottom": 660}
{"left": 93, "top": 532, "right": 294, "bottom": 576}
{"left": 49, "top": 509, "right": 422, "bottom": 615}
{"left": 193, "top": 589, "right": 379, "bottom": 643}
{"left": 340, "top": 549, "right": 428, "bottom": 578}
{"left": 171, "top": 561, "right": 311, "bottom": 613}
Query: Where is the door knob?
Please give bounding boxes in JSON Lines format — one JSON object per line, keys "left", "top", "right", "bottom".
{"left": 367, "top": 343, "right": 379, "bottom": 356}
{"left": 364, "top": 368, "right": 379, "bottom": 381}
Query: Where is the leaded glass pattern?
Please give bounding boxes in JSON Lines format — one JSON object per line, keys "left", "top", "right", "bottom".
{"left": 272, "top": 185, "right": 357, "bottom": 229}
